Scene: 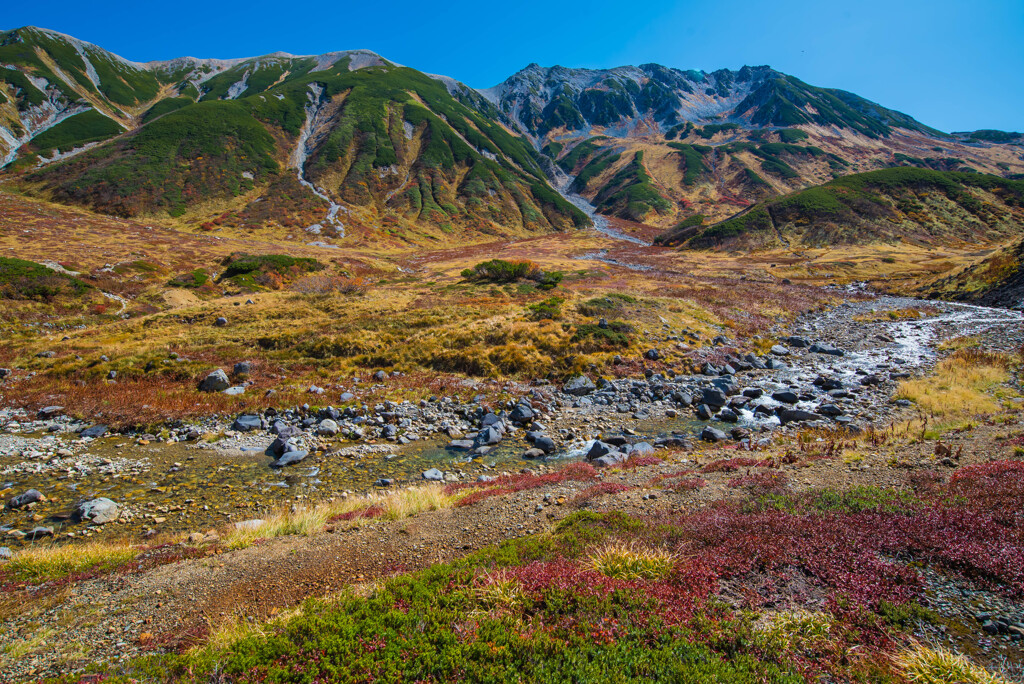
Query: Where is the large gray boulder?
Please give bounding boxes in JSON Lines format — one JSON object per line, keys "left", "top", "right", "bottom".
{"left": 317, "top": 419, "right": 340, "bottom": 436}
{"left": 700, "top": 426, "right": 728, "bottom": 443}
{"left": 701, "top": 388, "right": 727, "bottom": 408}
{"left": 80, "top": 424, "right": 108, "bottom": 438}
{"left": 7, "top": 489, "right": 44, "bottom": 509}
{"left": 73, "top": 497, "right": 120, "bottom": 524}
{"left": 270, "top": 450, "right": 308, "bottom": 468}
{"left": 232, "top": 415, "right": 262, "bottom": 432}
{"left": 563, "top": 375, "right": 596, "bottom": 396}
{"left": 422, "top": 468, "right": 444, "bottom": 481}
{"left": 199, "top": 369, "right": 230, "bottom": 392}
{"left": 586, "top": 441, "right": 618, "bottom": 460}
{"left": 777, "top": 408, "right": 821, "bottom": 425}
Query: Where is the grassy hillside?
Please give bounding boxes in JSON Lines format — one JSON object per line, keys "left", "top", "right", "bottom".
{"left": 923, "top": 237, "right": 1024, "bottom": 308}
{"left": 22, "top": 60, "right": 587, "bottom": 236}
{"left": 660, "top": 168, "right": 1024, "bottom": 249}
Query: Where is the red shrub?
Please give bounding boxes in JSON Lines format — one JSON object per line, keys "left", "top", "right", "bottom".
{"left": 573, "top": 483, "right": 633, "bottom": 503}
{"left": 700, "top": 457, "right": 772, "bottom": 473}
{"left": 727, "top": 472, "right": 789, "bottom": 495}
{"left": 668, "top": 477, "right": 706, "bottom": 492}
{"left": 448, "top": 462, "right": 599, "bottom": 507}
{"left": 621, "top": 455, "right": 664, "bottom": 469}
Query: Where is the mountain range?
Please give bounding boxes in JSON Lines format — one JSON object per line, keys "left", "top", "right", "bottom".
{"left": 2, "top": 26, "right": 1022, "bottom": 247}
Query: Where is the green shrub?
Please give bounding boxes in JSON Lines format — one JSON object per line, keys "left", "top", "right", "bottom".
{"left": 0, "top": 257, "right": 88, "bottom": 301}
{"left": 167, "top": 269, "right": 209, "bottom": 288}
{"left": 527, "top": 297, "right": 563, "bottom": 320}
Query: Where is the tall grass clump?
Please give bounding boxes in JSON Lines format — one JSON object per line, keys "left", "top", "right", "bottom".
{"left": 893, "top": 642, "right": 1012, "bottom": 683}
{"left": 2, "top": 541, "right": 139, "bottom": 583}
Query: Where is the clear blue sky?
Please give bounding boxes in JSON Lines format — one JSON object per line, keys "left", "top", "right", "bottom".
{"left": 5, "top": 0, "right": 1022, "bottom": 132}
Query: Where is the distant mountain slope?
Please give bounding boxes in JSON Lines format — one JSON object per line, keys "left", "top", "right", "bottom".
{"left": 2, "top": 27, "right": 1023, "bottom": 245}
{"left": 484, "top": 64, "right": 941, "bottom": 140}
{"left": 485, "top": 64, "right": 1024, "bottom": 227}
{"left": 1, "top": 28, "right": 585, "bottom": 243}
{"left": 654, "top": 168, "right": 1024, "bottom": 249}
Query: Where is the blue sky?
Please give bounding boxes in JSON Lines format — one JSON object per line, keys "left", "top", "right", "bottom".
{"left": 5, "top": 0, "right": 1022, "bottom": 132}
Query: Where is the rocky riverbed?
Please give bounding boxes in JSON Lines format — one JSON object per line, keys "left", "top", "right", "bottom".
{"left": 1, "top": 295, "right": 1021, "bottom": 548}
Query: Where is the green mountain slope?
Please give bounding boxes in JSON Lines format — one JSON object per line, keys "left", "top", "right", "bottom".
{"left": 20, "top": 56, "right": 587, "bottom": 239}
{"left": 655, "top": 168, "right": 1024, "bottom": 249}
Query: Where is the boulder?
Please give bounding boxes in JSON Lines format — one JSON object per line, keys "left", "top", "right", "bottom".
{"left": 7, "top": 489, "right": 44, "bottom": 509}
{"left": 695, "top": 404, "right": 714, "bottom": 421}
{"left": 37, "top": 406, "right": 64, "bottom": 419}
{"left": 701, "top": 388, "right": 728, "bottom": 408}
{"left": 268, "top": 436, "right": 298, "bottom": 457}
{"left": 448, "top": 439, "right": 474, "bottom": 450}
{"left": 80, "top": 424, "right": 108, "bottom": 438}
{"left": 317, "top": 419, "right": 340, "bottom": 436}
{"left": 534, "top": 435, "right": 556, "bottom": 454}
{"left": 214, "top": 317, "right": 228, "bottom": 327}
{"left": 340, "top": 392, "right": 356, "bottom": 402}
{"left": 586, "top": 441, "right": 618, "bottom": 460}
{"left": 784, "top": 336, "right": 810, "bottom": 348}
{"left": 373, "top": 370, "right": 387, "bottom": 382}
{"left": 700, "top": 426, "right": 728, "bottom": 443}
{"left": 25, "top": 526, "right": 54, "bottom": 540}
{"left": 771, "top": 390, "right": 799, "bottom": 405}
{"left": 233, "top": 361, "right": 252, "bottom": 375}
{"left": 718, "top": 409, "right": 739, "bottom": 423}
{"left": 73, "top": 497, "right": 120, "bottom": 524}
{"left": 422, "top": 468, "right": 444, "bottom": 482}
{"left": 777, "top": 408, "right": 821, "bottom": 425}
{"left": 523, "top": 448, "right": 546, "bottom": 459}
{"left": 627, "top": 442, "right": 655, "bottom": 457}
{"left": 270, "top": 450, "right": 308, "bottom": 468}
{"left": 232, "top": 415, "right": 262, "bottom": 432}
{"left": 199, "top": 369, "right": 230, "bottom": 392}
{"left": 563, "top": 375, "right": 597, "bottom": 396}
{"left": 509, "top": 403, "right": 534, "bottom": 424}
{"left": 816, "top": 404, "right": 844, "bottom": 417}
{"left": 809, "top": 342, "right": 844, "bottom": 357}
{"left": 223, "top": 386, "right": 245, "bottom": 396}
{"left": 770, "top": 345, "right": 790, "bottom": 356}
{"left": 592, "top": 454, "right": 624, "bottom": 468}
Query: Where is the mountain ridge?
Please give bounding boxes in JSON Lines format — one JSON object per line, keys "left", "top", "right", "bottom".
{"left": 2, "top": 25, "right": 1022, "bottom": 247}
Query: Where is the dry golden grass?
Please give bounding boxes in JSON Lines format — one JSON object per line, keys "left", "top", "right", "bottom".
{"left": 896, "top": 349, "right": 1012, "bottom": 418}
{"left": 2, "top": 541, "right": 140, "bottom": 583}
{"left": 893, "top": 642, "right": 1012, "bottom": 684}
{"left": 587, "top": 541, "right": 677, "bottom": 581}
{"left": 223, "top": 485, "right": 462, "bottom": 549}
{"left": 754, "top": 610, "right": 834, "bottom": 654}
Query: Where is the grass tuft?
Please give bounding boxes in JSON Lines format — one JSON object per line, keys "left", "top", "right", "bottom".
{"left": 2, "top": 541, "right": 139, "bottom": 584}
{"left": 587, "top": 541, "right": 676, "bottom": 581}
{"left": 892, "top": 642, "right": 1012, "bottom": 683}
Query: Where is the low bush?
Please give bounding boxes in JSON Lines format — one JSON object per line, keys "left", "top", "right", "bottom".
{"left": 0, "top": 257, "right": 88, "bottom": 301}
